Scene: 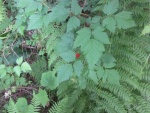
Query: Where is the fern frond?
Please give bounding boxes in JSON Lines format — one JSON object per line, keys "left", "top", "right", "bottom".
{"left": 99, "top": 91, "right": 127, "bottom": 113}
{"left": 7, "top": 98, "right": 18, "bottom": 113}
{"left": 31, "top": 57, "right": 47, "bottom": 84}
{"left": 27, "top": 94, "right": 40, "bottom": 113}
{"left": 49, "top": 98, "right": 69, "bottom": 113}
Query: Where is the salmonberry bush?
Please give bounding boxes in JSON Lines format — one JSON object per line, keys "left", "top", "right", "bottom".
{"left": 0, "top": 0, "right": 150, "bottom": 113}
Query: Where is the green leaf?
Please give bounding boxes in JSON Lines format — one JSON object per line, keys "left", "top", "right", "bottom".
{"left": 60, "top": 50, "right": 75, "bottom": 62}
{"left": 67, "top": 16, "right": 80, "bottom": 32}
{"left": 103, "top": 0, "right": 119, "bottom": 15}
{"left": 21, "top": 62, "right": 32, "bottom": 72}
{"left": 16, "top": 98, "right": 28, "bottom": 113}
{"left": 13, "top": 66, "right": 21, "bottom": 77}
{"left": 89, "top": 70, "right": 98, "bottom": 84}
{"left": 74, "top": 28, "right": 91, "bottom": 50}
{"left": 73, "top": 60, "right": 83, "bottom": 77}
{"left": 96, "top": 66, "right": 105, "bottom": 80}
{"left": 0, "top": 68, "right": 6, "bottom": 78}
{"left": 78, "top": 76, "right": 86, "bottom": 89}
{"left": 141, "top": 24, "right": 150, "bottom": 35}
{"left": 36, "top": 89, "right": 49, "bottom": 107}
{"left": 93, "top": 26, "right": 110, "bottom": 44}
{"left": 102, "top": 16, "right": 116, "bottom": 33}
{"left": 27, "top": 14, "right": 43, "bottom": 30}
{"left": 71, "top": 0, "right": 82, "bottom": 15}
{"left": 17, "top": 0, "right": 30, "bottom": 8}
{"left": 41, "top": 71, "right": 58, "bottom": 90}
{"left": 102, "top": 53, "right": 116, "bottom": 68}
{"left": 16, "top": 57, "right": 23, "bottom": 65}
{"left": 104, "top": 69, "right": 120, "bottom": 85}
{"left": 25, "top": 1, "right": 42, "bottom": 12}
{"left": 44, "top": 5, "right": 70, "bottom": 24}
{"left": 82, "top": 39, "right": 105, "bottom": 68}
{"left": 115, "top": 11, "right": 136, "bottom": 29}
{"left": 57, "top": 64, "right": 73, "bottom": 83}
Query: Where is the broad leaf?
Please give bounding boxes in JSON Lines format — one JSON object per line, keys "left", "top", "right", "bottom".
{"left": 0, "top": 68, "right": 6, "bottom": 78}
{"left": 89, "top": 70, "right": 98, "bottom": 84}
{"left": 102, "top": 53, "right": 116, "bottom": 68}
{"left": 93, "top": 26, "right": 110, "bottom": 44}
{"left": 36, "top": 89, "right": 49, "bottom": 107}
{"left": 82, "top": 39, "right": 105, "bottom": 68}
{"left": 71, "top": 0, "right": 82, "bottom": 15}
{"left": 16, "top": 57, "right": 23, "bottom": 65}
{"left": 41, "top": 71, "right": 58, "bottom": 90}
{"left": 102, "top": 16, "right": 116, "bottom": 33}
{"left": 115, "top": 11, "right": 136, "bottom": 29}
{"left": 57, "top": 64, "right": 73, "bottom": 83}
{"left": 13, "top": 66, "right": 21, "bottom": 77}
{"left": 21, "top": 62, "right": 32, "bottom": 72}
{"left": 60, "top": 50, "right": 75, "bottom": 62}
{"left": 78, "top": 76, "right": 86, "bottom": 89}
{"left": 74, "top": 28, "right": 91, "bottom": 50}
{"left": 73, "top": 60, "right": 83, "bottom": 77}
{"left": 27, "top": 14, "right": 43, "bottom": 30}
{"left": 16, "top": 98, "right": 28, "bottom": 113}
{"left": 44, "top": 4, "right": 70, "bottom": 24}
{"left": 67, "top": 16, "right": 80, "bottom": 32}
{"left": 103, "top": 0, "right": 119, "bottom": 15}
{"left": 17, "top": 0, "right": 30, "bottom": 8}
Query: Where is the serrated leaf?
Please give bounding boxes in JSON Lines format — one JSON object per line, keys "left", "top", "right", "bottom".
{"left": 71, "top": 0, "right": 82, "bottom": 15}
{"left": 103, "top": 16, "right": 116, "bottom": 33}
{"left": 105, "top": 69, "right": 120, "bottom": 85}
{"left": 89, "top": 70, "right": 98, "bottom": 84}
{"left": 60, "top": 50, "right": 75, "bottom": 62}
{"left": 115, "top": 11, "right": 136, "bottom": 29}
{"left": 25, "top": 1, "right": 39, "bottom": 12}
{"left": 27, "top": 14, "right": 43, "bottom": 30}
{"left": 91, "top": 16, "right": 100, "bottom": 23}
{"left": 67, "top": 16, "right": 80, "bottom": 32}
{"left": 16, "top": 57, "right": 23, "bottom": 65}
{"left": 21, "top": 62, "right": 32, "bottom": 72}
{"left": 13, "top": 66, "right": 21, "bottom": 77}
{"left": 36, "top": 89, "right": 49, "bottom": 107}
{"left": 44, "top": 5, "right": 70, "bottom": 24}
{"left": 103, "top": 0, "right": 119, "bottom": 15}
{"left": 57, "top": 32, "right": 74, "bottom": 53}
{"left": 41, "top": 71, "right": 58, "bottom": 90}
{"left": 73, "top": 60, "right": 83, "bottom": 77}
{"left": 82, "top": 39, "right": 105, "bottom": 68}
{"left": 57, "top": 64, "right": 73, "bottom": 83}
{"left": 93, "top": 26, "right": 110, "bottom": 44}
{"left": 141, "top": 24, "right": 150, "bottom": 35}
{"left": 16, "top": 98, "right": 28, "bottom": 113}
{"left": 74, "top": 28, "right": 91, "bottom": 50}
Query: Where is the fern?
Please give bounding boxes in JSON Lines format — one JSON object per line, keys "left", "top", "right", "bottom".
{"left": 49, "top": 98, "right": 69, "bottom": 113}
{"left": 31, "top": 57, "right": 47, "bottom": 84}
